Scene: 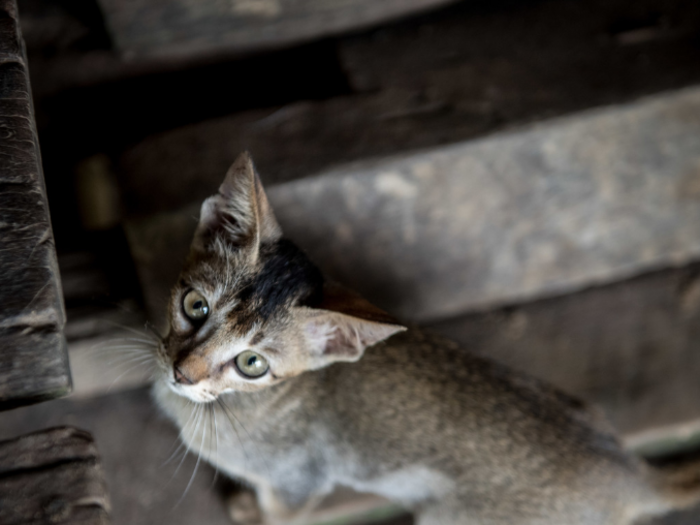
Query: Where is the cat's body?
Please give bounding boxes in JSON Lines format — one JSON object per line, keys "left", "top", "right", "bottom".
{"left": 153, "top": 153, "right": 700, "bottom": 524}
{"left": 156, "top": 329, "right": 679, "bottom": 524}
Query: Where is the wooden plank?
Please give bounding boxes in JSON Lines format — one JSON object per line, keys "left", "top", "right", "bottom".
{"left": 0, "top": 0, "right": 71, "bottom": 409}
{"left": 428, "top": 262, "right": 700, "bottom": 437}
{"left": 0, "top": 390, "right": 244, "bottom": 525}
{"left": 338, "top": 0, "right": 700, "bottom": 96}
{"left": 116, "top": 0, "right": 700, "bottom": 218}
{"left": 0, "top": 427, "right": 111, "bottom": 525}
{"left": 97, "top": 0, "right": 461, "bottom": 60}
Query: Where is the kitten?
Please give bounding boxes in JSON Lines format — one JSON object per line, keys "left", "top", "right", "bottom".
{"left": 153, "top": 152, "right": 700, "bottom": 524}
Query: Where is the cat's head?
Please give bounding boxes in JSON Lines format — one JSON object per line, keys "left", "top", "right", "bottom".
{"left": 158, "top": 152, "right": 406, "bottom": 402}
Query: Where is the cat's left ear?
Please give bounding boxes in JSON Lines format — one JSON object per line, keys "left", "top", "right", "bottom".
{"left": 192, "top": 152, "right": 282, "bottom": 255}
{"left": 295, "top": 283, "right": 407, "bottom": 370}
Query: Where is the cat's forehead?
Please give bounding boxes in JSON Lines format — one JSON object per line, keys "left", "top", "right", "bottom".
{"left": 178, "top": 238, "right": 324, "bottom": 333}
{"left": 183, "top": 244, "right": 250, "bottom": 285}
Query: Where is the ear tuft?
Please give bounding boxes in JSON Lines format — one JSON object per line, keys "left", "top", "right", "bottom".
{"left": 219, "top": 151, "right": 254, "bottom": 201}
{"left": 192, "top": 152, "right": 282, "bottom": 253}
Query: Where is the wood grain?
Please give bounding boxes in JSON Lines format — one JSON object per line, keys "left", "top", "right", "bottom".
{"left": 97, "top": 0, "right": 460, "bottom": 60}
{"left": 117, "top": 0, "right": 700, "bottom": 218}
{"left": 0, "top": 427, "right": 110, "bottom": 525}
{"left": 0, "top": 0, "right": 71, "bottom": 409}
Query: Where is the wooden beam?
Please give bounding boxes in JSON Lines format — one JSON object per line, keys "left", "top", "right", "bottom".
{"left": 97, "top": 0, "right": 461, "bottom": 60}
{"left": 116, "top": 0, "right": 700, "bottom": 218}
{"left": 0, "top": 0, "right": 71, "bottom": 409}
{"left": 428, "top": 262, "right": 700, "bottom": 436}
{"left": 0, "top": 427, "right": 110, "bottom": 525}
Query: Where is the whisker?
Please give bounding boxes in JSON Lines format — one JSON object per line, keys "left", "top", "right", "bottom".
{"left": 99, "top": 319, "right": 161, "bottom": 343}
{"left": 105, "top": 335, "right": 158, "bottom": 343}
{"left": 145, "top": 321, "right": 165, "bottom": 341}
{"left": 215, "top": 398, "right": 247, "bottom": 471}
{"left": 171, "top": 404, "right": 203, "bottom": 482}
{"left": 223, "top": 396, "right": 272, "bottom": 479}
{"left": 210, "top": 403, "right": 221, "bottom": 488}
{"left": 105, "top": 354, "right": 155, "bottom": 368}
{"left": 162, "top": 400, "right": 198, "bottom": 466}
{"left": 95, "top": 344, "right": 153, "bottom": 355}
{"left": 84, "top": 339, "right": 157, "bottom": 357}
{"left": 94, "top": 344, "right": 154, "bottom": 353}
{"left": 107, "top": 360, "right": 156, "bottom": 392}
{"left": 104, "top": 338, "right": 158, "bottom": 347}
{"left": 175, "top": 402, "right": 209, "bottom": 507}
{"left": 107, "top": 350, "right": 156, "bottom": 362}
{"left": 215, "top": 398, "right": 242, "bottom": 438}
{"left": 162, "top": 436, "right": 189, "bottom": 469}
{"left": 216, "top": 397, "right": 266, "bottom": 475}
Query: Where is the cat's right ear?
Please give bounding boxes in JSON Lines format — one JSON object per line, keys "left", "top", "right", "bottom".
{"left": 192, "top": 152, "right": 282, "bottom": 256}
{"left": 295, "top": 283, "right": 407, "bottom": 370}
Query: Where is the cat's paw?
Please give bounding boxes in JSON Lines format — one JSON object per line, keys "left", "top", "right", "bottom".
{"left": 227, "top": 490, "right": 265, "bottom": 525}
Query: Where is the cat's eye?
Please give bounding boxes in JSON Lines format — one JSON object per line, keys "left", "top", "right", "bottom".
{"left": 234, "top": 351, "right": 269, "bottom": 379}
{"left": 183, "top": 290, "right": 210, "bottom": 320}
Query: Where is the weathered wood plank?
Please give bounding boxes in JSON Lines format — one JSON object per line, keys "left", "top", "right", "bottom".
{"left": 117, "top": 0, "right": 700, "bottom": 218}
{"left": 428, "top": 262, "right": 700, "bottom": 436}
{"left": 0, "top": 390, "right": 233, "bottom": 525}
{"left": 97, "top": 0, "right": 460, "bottom": 60}
{"left": 0, "top": 0, "right": 71, "bottom": 409}
{"left": 127, "top": 87, "right": 700, "bottom": 325}
{"left": 338, "top": 0, "right": 700, "bottom": 96}
{"left": 0, "top": 427, "right": 111, "bottom": 525}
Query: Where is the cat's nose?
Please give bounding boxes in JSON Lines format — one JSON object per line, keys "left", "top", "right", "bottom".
{"left": 174, "top": 366, "right": 195, "bottom": 385}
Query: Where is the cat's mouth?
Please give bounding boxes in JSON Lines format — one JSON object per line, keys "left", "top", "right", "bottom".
{"left": 167, "top": 377, "right": 218, "bottom": 403}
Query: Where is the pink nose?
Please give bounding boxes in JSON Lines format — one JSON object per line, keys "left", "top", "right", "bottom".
{"left": 174, "top": 366, "right": 194, "bottom": 385}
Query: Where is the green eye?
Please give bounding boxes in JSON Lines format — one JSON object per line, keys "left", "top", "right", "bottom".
{"left": 235, "top": 350, "right": 269, "bottom": 379}
{"left": 183, "top": 290, "right": 209, "bottom": 320}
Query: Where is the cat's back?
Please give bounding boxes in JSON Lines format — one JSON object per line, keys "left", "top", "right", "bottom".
{"left": 318, "top": 328, "right": 638, "bottom": 485}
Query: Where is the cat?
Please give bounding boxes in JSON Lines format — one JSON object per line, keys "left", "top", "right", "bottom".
{"left": 153, "top": 152, "right": 700, "bottom": 525}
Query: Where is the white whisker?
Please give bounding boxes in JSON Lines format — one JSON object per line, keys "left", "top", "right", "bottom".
{"left": 163, "top": 400, "right": 197, "bottom": 466}
{"left": 99, "top": 319, "right": 162, "bottom": 343}
{"left": 105, "top": 355, "right": 154, "bottom": 368}
{"left": 107, "top": 360, "right": 156, "bottom": 391}
{"left": 172, "top": 404, "right": 203, "bottom": 481}
{"left": 175, "top": 402, "right": 209, "bottom": 507}
{"left": 211, "top": 403, "right": 220, "bottom": 488}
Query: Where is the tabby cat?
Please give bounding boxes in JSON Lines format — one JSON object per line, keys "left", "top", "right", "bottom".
{"left": 153, "top": 152, "right": 700, "bottom": 524}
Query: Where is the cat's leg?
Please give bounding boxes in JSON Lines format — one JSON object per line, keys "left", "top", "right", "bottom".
{"left": 415, "top": 505, "right": 482, "bottom": 525}
{"left": 255, "top": 481, "right": 327, "bottom": 525}
{"left": 227, "top": 490, "right": 264, "bottom": 525}
{"left": 227, "top": 481, "right": 326, "bottom": 525}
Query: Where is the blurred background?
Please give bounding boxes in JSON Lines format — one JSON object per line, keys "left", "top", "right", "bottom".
{"left": 2, "top": 0, "right": 700, "bottom": 523}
